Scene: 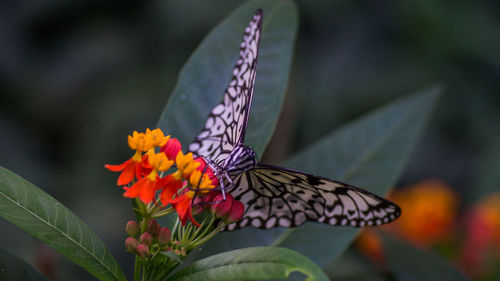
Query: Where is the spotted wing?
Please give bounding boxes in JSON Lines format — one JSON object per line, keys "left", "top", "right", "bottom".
{"left": 225, "top": 163, "right": 401, "bottom": 230}
{"left": 188, "top": 10, "right": 262, "bottom": 166}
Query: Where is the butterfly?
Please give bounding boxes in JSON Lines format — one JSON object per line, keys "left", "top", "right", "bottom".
{"left": 188, "top": 9, "right": 401, "bottom": 231}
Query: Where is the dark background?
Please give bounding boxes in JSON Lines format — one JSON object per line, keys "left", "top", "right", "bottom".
{"left": 1, "top": 1, "right": 500, "bottom": 280}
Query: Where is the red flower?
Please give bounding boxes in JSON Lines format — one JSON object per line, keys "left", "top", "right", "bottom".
{"left": 106, "top": 130, "right": 157, "bottom": 185}
{"left": 210, "top": 193, "right": 245, "bottom": 223}
{"left": 227, "top": 200, "right": 244, "bottom": 223}
{"left": 124, "top": 174, "right": 178, "bottom": 204}
{"left": 194, "top": 157, "right": 219, "bottom": 186}
{"left": 460, "top": 194, "right": 500, "bottom": 277}
{"left": 159, "top": 176, "right": 183, "bottom": 206}
{"left": 161, "top": 137, "right": 182, "bottom": 160}
{"left": 211, "top": 194, "right": 233, "bottom": 218}
{"left": 170, "top": 191, "right": 200, "bottom": 227}
{"left": 105, "top": 154, "right": 151, "bottom": 186}
{"left": 191, "top": 190, "right": 219, "bottom": 215}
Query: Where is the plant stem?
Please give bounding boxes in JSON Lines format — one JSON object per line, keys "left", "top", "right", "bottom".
{"left": 190, "top": 214, "right": 215, "bottom": 245}
{"left": 133, "top": 256, "right": 141, "bottom": 281}
{"left": 172, "top": 218, "right": 180, "bottom": 239}
{"left": 191, "top": 223, "right": 223, "bottom": 248}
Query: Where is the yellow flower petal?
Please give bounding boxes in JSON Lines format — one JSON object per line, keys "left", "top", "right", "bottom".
{"left": 147, "top": 128, "right": 170, "bottom": 147}
{"left": 128, "top": 131, "right": 153, "bottom": 152}
{"left": 148, "top": 152, "right": 174, "bottom": 172}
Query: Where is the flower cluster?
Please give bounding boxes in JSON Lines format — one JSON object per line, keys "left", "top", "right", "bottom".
{"left": 106, "top": 128, "right": 245, "bottom": 280}
{"left": 356, "top": 180, "right": 458, "bottom": 268}
{"left": 355, "top": 180, "right": 500, "bottom": 280}
{"left": 105, "top": 128, "right": 245, "bottom": 226}
{"left": 125, "top": 219, "right": 171, "bottom": 258}
{"left": 386, "top": 180, "right": 458, "bottom": 247}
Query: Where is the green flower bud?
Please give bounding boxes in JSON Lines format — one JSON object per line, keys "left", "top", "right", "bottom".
{"left": 147, "top": 219, "right": 160, "bottom": 236}
{"left": 136, "top": 244, "right": 150, "bottom": 258}
{"left": 125, "top": 237, "right": 138, "bottom": 252}
{"left": 125, "top": 220, "right": 139, "bottom": 237}
{"left": 158, "top": 227, "right": 171, "bottom": 245}
{"left": 140, "top": 232, "right": 153, "bottom": 246}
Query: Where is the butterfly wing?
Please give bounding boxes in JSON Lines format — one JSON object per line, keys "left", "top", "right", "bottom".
{"left": 225, "top": 163, "right": 401, "bottom": 230}
{"left": 188, "top": 10, "right": 263, "bottom": 166}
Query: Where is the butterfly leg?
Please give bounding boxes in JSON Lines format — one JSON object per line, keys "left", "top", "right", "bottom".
{"left": 221, "top": 172, "right": 236, "bottom": 201}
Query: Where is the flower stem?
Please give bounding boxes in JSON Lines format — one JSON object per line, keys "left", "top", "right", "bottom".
{"left": 150, "top": 207, "right": 174, "bottom": 218}
{"left": 190, "top": 214, "right": 216, "bottom": 245}
{"left": 172, "top": 217, "right": 180, "bottom": 239}
{"left": 133, "top": 256, "right": 141, "bottom": 281}
{"left": 191, "top": 223, "right": 223, "bottom": 248}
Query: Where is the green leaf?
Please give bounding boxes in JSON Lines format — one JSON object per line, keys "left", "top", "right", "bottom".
{"left": 0, "top": 167, "right": 126, "bottom": 281}
{"left": 382, "top": 233, "right": 468, "bottom": 281}
{"left": 160, "top": 251, "right": 183, "bottom": 263}
{"left": 198, "top": 86, "right": 440, "bottom": 267}
{"left": 156, "top": 0, "right": 297, "bottom": 156}
{"left": 324, "top": 248, "right": 387, "bottom": 281}
{"left": 273, "top": 86, "right": 440, "bottom": 266}
{"left": 0, "top": 249, "right": 51, "bottom": 281}
{"left": 167, "top": 247, "right": 329, "bottom": 281}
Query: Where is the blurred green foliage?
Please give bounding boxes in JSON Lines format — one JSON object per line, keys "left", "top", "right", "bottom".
{"left": 1, "top": 0, "right": 499, "bottom": 280}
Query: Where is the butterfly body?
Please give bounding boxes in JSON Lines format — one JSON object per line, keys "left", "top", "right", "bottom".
{"left": 223, "top": 145, "right": 257, "bottom": 176}
{"left": 189, "top": 9, "right": 401, "bottom": 230}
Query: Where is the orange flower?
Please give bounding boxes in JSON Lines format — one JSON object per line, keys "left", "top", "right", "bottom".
{"left": 194, "top": 157, "right": 219, "bottom": 186}
{"left": 170, "top": 190, "right": 200, "bottom": 227}
{"left": 356, "top": 230, "right": 385, "bottom": 266}
{"left": 105, "top": 131, "right": 154, "bottom": 185}
{"left": 387, "top": 180, "right": 458, "bottom": 248}
{"left": 146, "top": 128, "right": 170, "bottom": 148}
{"left": 173, "top": 151, "right": 200, "bottom": 180}
{"left": 123, "top": 152, "right": 175, "bottom": 203}
{"left": 124, "top": 174, "right": 175, "bottom": 203}
{"left": 159, "top": 176, "right": 183, "bottom": 206}
{"left": 189, "top": 170, "right": 215, "bottom": 194}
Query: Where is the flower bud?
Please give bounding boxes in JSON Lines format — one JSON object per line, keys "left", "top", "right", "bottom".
{"left": 161, "top": 138, "right": 182, "bottom": 161}
{"left": 203, "top": 191, "right": 219, "bottom": 207}
{"left": 136, "top": 244, "right": 150, "bottom": 258}
{"left": 191, "top": 195, "right": 207, "bottom": 215}
{"left": 147, "top": 219, "right": 160, "bottom": 236}
{"left": 226, "top": 200, "right": 245, "bottom": 223}
{"left": 211, "top": 194, "right": 233, "bottom": 218}
{"left": 158, "top": 227, "right": 171, "bottom": 245}
{"left": 140, "top": 232, "right": 153, "bottom": 246}
{"left": 125, "top": 237, "right": 139, "bottom": 252}
{"left": 125, "top": 220, "right": 139, "bottom": 237}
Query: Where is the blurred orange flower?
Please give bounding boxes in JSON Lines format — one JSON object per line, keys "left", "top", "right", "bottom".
{"left": 356, "top": 230, "right": 385, "bottom": 266}
{"left": 357, "top": 179, "right": 459, "bottom": 264}
{"left": 387, "top": 180, "right": 458, "bottom": 248}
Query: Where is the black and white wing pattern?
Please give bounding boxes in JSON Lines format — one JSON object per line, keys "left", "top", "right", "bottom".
{"left": 187, "top": 9, "right": 401, "bottom": 231}
{"left": 225, "top": 163, "right": 401, "bottom": 230}
{"left": 188, "top": 10, "right": 262, "bottom": 166}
